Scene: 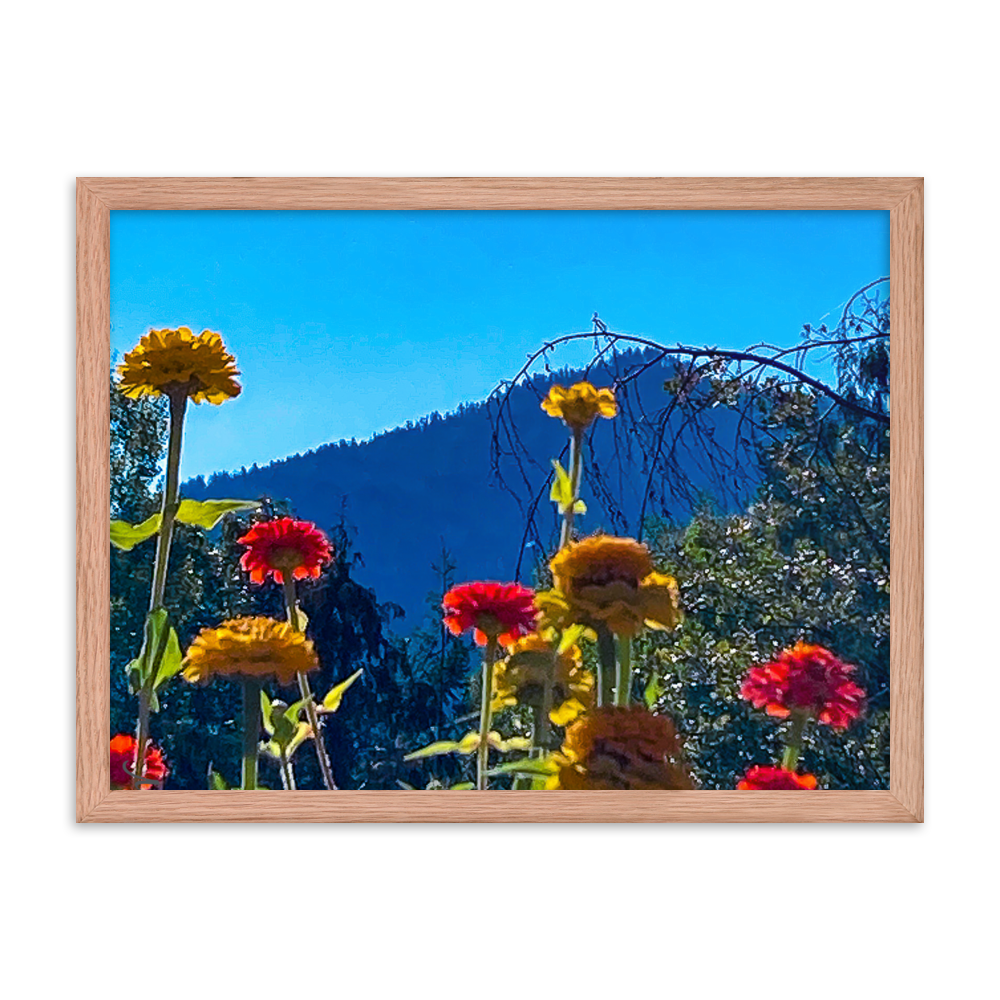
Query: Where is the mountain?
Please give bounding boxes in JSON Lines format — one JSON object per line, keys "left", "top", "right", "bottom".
{"left": 184, "top": 350, "right": 756, "bottom": 628}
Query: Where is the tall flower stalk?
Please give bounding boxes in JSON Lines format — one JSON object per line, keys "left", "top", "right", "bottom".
{"left": 116, "top": 326, "right": 241, "bottom": 789}
{"left": 441, "top": 581, "right": 538, "bottom": 788}
{"left": 283, "top": 576, "right": 337, "bottom": 790}
{"left": 476, "top": 636, "right": 500, "bottom": 790}
{"left": 241, "top": 677, "right": 262, "bottom": 789}
{"left": 133, "top": 388, "right": 186, "bottom": 787}
{"left": 182, "top": 616, "right": 321, "bottom": 789}
{"left": 238, "top": 517, "right": 337, "bottom": 789}
{"left": 559, "top": 427, "right": 585, "bottom": 549}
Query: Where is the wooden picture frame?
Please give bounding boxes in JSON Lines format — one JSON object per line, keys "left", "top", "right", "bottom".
{"left": 78, "top": 177, "right": 923, "bottom": 822}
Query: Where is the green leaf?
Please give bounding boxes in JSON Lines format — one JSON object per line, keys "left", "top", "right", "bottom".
{"left": 209, "top": 769, "right": 230, "bottom": 790}
{"left": 321, "top": 668, "right": 364, "bottom": 713}
{"left": 292, "top": 604, "right": 309, "bottom": 631}
{"left": 449, "top": 782, "right": 475, "bottom": 791}
{"left": 259, "top": 690, "right": 275, "bottom": 735}
{"left": 285, "top": 722, "right": 313, "bottom": 757}
{"left": 558, "top": 624, "right": 589, "bottom": 653}
{"left": 131, "top": 608, "right": 169, "bottom": 691}
{"left": 403, "top": 740, "right": 463, "bottom": 761}
{"left": 487, "top": 756, "right": 558, "bottom": 778}
{"left": 487, "top": 734, "right": 532, "bottom": 753}
{"left": 152, "top": 626, "right": 183, "bottom": 689}
{"left": 643, "top": 674, "right": 664, "bottom": 710}
{"left": 549, "top": 460, "right": 574, "bottom": 512}
{"left": 125, "top": 657, "right": 143, "bottom": 696}
{"left": 174, "top": 498, "right": 260, "bottom": 530}
{"left": 110, "top": 514, "right": 161, "bottom": 551}
{"left": 404, "top": 730, "right": 480, "bottom": 761}
{"left": 573, "top": 499, "right": 587, "bottom": 514}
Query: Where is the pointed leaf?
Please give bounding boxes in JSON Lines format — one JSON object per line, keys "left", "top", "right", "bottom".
{"left": 321, "top": 668, "right": 364, "bottom": 713}
{"left": 209, "top": 769, "right": 230, "bottom": 790}
{"left": 450, "top": 782, "right": 475, "bottom": 790}
{"left": 487, "top": 756, "right": 559, "bottom": 778}
{"left": 292, "top": 604, "right": 309, "bottom": 631}
{"left": 549, "top": 460, "right": 574, "bottom": 512}
{"left": 152, "top": 627, "right": 183, "bottom": 689}
{"left": 130, "top": 608, "right": 170, "bottom": 692}
{"left": 487, "top": 734, "right": 532, "bottom": 753}
{"left": 285, "top": 722, "right": 313, "bottom": 757}
{"left": 110, "top": 514, "right": 161, "bottom": 551}
{"left": 403, "top": 739, "right": 463, "bottom": 761}
{"left": 557, "top": 624, "right": 589, "bottom": 654}
{"left": 456, "top": 731, "right": 482, "bottom": 754}
{"left": 175, "top": 498, "right": 260, "bottom": 530}
{"left": 643, "top": 674, "right": 664, "bottom": 710}
{"left": 259, "top": 690, "right": 275, "bottom": 735}
{"left": 572, "top": 499, "right": 587, "bottom": 514}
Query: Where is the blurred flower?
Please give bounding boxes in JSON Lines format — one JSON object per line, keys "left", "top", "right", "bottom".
{"left": 117, "top": 327, "right": 241, "bottom": 404}
{"left": 541, "top": 382, "right": 617, "bottom": 431}
{"left": 741, "top": 642, "right": 866, "bottom": 729}
{"left": 182, "top": 616, "right": 319, "bottom": 686}
{"left": 552, "top": 706, "right": 694, "bottom": 790}
{"left": 491, "top": 633, "right": 594, "bottom": 725}
{"left": 737, "top": 765, "right": 818, "bottom": 790}
{"left": 109, "top": 733, "right": 168, "bottom": 790}
{"left": 540, "top": 535, "right": 681, "bottom": 637}
{"left": 442, "top": 582, "right": 538, "bottom": 647}
{"left": 238, "top": 517, "right": 333, "bottom": 585}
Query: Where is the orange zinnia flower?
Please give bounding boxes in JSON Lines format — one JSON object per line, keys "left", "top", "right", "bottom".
{"left": 540, "top": 534, "right": 681, "bottom": 637}
{"left": 737, "top": 766, "right": 818, "bottom": 790}
{"left": 541, "top": 381, "right": 618, "bottom": 431}
{"left": 553, "top": 706, "right": 694, "bottom": 790}
{"left": 238, "top": 518, "right": 333, "bottom": 584}
{"left": 117, "top": 326, "right": 241, "bottom": 404}
{"left": 741, "top": 642, "right": 866, "bottom": 729}
{"left": 491, "top": 632, "right": 594, "bottom": 726}
{"left": 110, "top": 733, "right": 168, "bottom": 790}
{"left": 442, "top": 582, "right": 538, "bottom": 647}
{"left": 182, "top": 616, "right": 319, "bottom": 686}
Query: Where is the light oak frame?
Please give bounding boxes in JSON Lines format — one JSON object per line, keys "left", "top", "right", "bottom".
{"left": 76, "top": 177, "right": 924, "bottom": 823}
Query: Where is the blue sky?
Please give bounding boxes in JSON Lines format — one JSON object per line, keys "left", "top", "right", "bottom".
{"left": 111, "top": 210, "right": 888, "bottom": 480}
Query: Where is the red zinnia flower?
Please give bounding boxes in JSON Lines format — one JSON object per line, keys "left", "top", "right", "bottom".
{"left": 741, "top": 641, "right": 866, "bottom": 729}
{"left": 110, "top": 734, "right": 168, "bottom": 790}
{"left": 238, "top": 517, "right": 333, "bottom": 584}
{"left": 442, "top": 582, "right": 538, "bottom": 647}
{"left": 737, "top": 765, "right": 818, "bottom": 790}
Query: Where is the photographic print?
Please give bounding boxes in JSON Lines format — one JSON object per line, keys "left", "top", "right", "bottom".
{"left": 106, "top": 199, "right": 895, "bottom": 799}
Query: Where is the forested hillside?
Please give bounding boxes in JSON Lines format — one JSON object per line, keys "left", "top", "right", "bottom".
{"left": 184, "top": 350, "right": 752, "bottom": 625}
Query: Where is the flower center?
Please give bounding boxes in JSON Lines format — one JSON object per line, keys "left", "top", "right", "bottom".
{"left": 474, "top": 612, "right": 503, "bottom": 637}
{"left": 269, "top": 546, "right": 306, "bottom": 571}
{"left": 574, "top": 563, "right": 640, "bottom": 590}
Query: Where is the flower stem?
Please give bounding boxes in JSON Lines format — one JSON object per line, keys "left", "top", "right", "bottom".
{"left": 596, "top": 626, "right": 616, "bottom": 708}
{"left": 279, "top": 751, "right": 296, "bottom": 790}
{"left": 477, "top": 636, "right": 499, "bottom": 790}
{"left": 282, "top": 576, "right": 337, "bottom": 790}
{"left": 615, "top": 634, "right": 632, "bottom": 707}
{"left": 241, "top": 677, "right": 262, "bottom": 790}
{"left": 782, "top": 712, "right": 808, "bottom": 770}
{"left": 559, "top": 428, "right": 585, "bottom": 549}
{"left": 133, "top": 390, "right": 187, "bottom": 788}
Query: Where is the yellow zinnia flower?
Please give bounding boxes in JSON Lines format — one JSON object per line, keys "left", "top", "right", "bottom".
{"left": 541, "top": 381, "right": 617, "bottom": 431}
{"left": 551, "top": 706, "right": 694, "bottom": 790}
{"left": 182, "top": 617, "right": 319, "bottom": 686}
{"left": 117, "top": 326, "right": 241, "bottom": 404}
{"left": 540, "top": 535, "right": 682, "bottom": 637}
{"left": 491, "top": 633, "right": 595, "bottom": 726}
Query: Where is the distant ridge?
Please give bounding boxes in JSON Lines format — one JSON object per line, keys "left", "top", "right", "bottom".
{"left": 184, "top": 349, "right": 754, "bottom": 627}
